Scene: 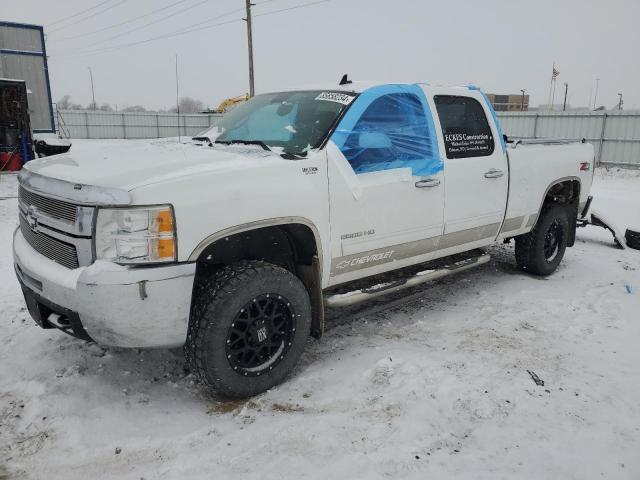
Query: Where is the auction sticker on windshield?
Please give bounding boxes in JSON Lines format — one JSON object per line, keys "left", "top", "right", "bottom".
{"left": 315, "top": 92, "right": 355, "bottom": 105}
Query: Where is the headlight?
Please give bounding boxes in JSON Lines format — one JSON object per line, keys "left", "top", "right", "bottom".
{"left": 94, "top": 206, "right": 177, "bottom": 264}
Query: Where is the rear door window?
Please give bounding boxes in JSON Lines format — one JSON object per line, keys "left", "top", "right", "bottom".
{"left": 433, "top": 95, "right": 495, "bottom": 159}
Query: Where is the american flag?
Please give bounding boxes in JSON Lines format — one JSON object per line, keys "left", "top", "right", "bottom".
{"left": 552, "top": 67, "right": 560, "bottom": 79}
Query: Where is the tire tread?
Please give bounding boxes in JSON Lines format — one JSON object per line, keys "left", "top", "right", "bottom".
{"left": 184, "top": 260, "right": 309, "bottom": 398}
{"left": 515, "top": 204, "right": 569, "bottom": 276}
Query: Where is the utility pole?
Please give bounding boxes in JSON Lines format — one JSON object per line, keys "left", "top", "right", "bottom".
{"left": 175, "top": 54, "right": 180, "bottom": 142}
{"left": 244, "top": 0, "right": 255, "bottom": 97}
{"left": 563, "top": 82, "right": 568, "bottom": 111}
{"left": 520, "top": 89, "right": 526, "bottom": 111}
{"left": 618, "top": 93, "right": 623, "bottom": 111}
{"left": 593, "top": 78, "right": 600, "bottom": 109}
{"left": 88, "top": 67, "right": 96, "bottom": 110}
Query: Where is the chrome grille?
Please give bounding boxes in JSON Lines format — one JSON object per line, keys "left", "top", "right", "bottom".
{"left": 19, "top": 186, "right": 77, "bottom": 223}
{"left": 19, "top": 215, "right": 80, "bottom": 269}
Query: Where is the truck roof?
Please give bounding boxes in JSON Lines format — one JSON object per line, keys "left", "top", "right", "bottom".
{"left": 271, "top": 81, "right": 480, "bottom": 95}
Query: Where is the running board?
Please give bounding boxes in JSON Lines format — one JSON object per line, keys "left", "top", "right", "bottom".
{"left": 323, "top": 254, "right": 491, "bottom": 307}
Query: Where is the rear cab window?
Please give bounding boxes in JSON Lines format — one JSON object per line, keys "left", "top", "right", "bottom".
{"left": 433, "top": 95, "right": 495, "bottom": 159}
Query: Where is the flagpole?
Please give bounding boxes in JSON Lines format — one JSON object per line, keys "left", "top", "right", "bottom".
{"left": 548, "top": 62, "right": 555, "bottom": 111}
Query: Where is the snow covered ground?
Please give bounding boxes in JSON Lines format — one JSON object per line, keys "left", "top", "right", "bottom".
{"left": 1, "top": 165, "right": 639, "bottom": 480}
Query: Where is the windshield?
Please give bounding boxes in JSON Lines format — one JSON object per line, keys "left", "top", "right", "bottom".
{"left": 201, "top": 90, "right": 356, "bottom": 155}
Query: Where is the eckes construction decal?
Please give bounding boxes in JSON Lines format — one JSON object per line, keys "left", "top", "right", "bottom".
{"left": 443, "top": 132, "right": 492, "bottom": 158}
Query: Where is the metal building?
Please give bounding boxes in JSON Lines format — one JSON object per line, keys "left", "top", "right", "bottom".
{"left": 0, "top": 21, "right": 54, "bottom": 132}
{"left": 486, "top": 93, "right": 530, "bottom": 112}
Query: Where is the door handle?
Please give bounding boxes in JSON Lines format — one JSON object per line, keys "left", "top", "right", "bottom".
{"left": 484, "top": 169, "right": 504, "bottom": 179}
{"left": 415, "top": 178, "right": 441, "bottom": 188}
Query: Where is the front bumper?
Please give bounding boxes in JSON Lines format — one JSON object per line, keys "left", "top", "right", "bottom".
{"left": 13, "top": 228, "right": 196, "bottom": 348}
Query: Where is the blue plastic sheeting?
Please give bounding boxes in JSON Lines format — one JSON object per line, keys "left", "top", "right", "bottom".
{"left": 477, "top": 89, "right": 507, "bottom": 152}
{"left": 331, "top": 84, "right": 442, "bottom": 176}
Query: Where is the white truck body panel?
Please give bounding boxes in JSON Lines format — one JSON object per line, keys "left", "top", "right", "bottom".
{"left": 13, "top": 81, "right": 595, "bottom": 348}
{"left": 497, "top": 143, "right": 594, "bottom": 240}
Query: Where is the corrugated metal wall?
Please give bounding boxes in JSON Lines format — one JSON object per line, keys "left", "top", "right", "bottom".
{"left": 0, "top": 24, "right": 42, "bottom": 50}
{"left": 55, "top": 110, "right": 223, "bottom": 139}
{"left": 498, "top": 111, "right": 640, "bottom": 167}
{"left": 1, "top": 54, "right": 50, "bottom": 130}
{"left": 0, "top": 22, "right": 54, "bottom": 132}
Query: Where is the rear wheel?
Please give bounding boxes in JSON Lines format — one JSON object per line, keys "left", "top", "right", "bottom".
{"left": 515, "top": 204, "right": 570, "bottom": 276}
{"left": 185, "top": 261, "right": 311, "bottom": 398}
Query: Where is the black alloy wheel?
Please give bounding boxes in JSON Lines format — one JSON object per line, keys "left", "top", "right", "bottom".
{"left": 543, "top": 219, "right": 564, "bottom": 263}
{"left": 225, "top": 294, "right": 296, "bottom": 377}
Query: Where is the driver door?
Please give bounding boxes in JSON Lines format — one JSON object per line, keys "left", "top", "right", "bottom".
{"left": 326, "top": 86, "right": 445, "bottom": 283}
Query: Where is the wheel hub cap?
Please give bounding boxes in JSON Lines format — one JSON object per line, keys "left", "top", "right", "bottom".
{"left": 225, "top": 294, "right": 296, "bottom": 376}
{"left": 544, "top": 220, "right": 563, "bottom": 262}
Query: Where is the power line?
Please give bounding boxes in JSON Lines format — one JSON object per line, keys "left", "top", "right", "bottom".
{"left": 50, "top": 0, "right": 335, "bottom": 58}
{"left": 254, "top": 0, "right": 332, "bottom": 19}
{"left": 51, "top": 17, "right": 243, "bottom": 58}
{"left": 77, "top": 0, "right": 286, "bottom": 47}
{"left": 79, "top": 0, "right": 216, "bottom": 48}
{"left": 46, "top": 0, "right": 116, "bottom": 27}
{"left": 51, "top": 4, "right": 249, "bottom": 57}
{"left": 48, "top": 0, "right": 130, "bottom": 34}
{"left": 51, "top": 0, "right": 194, "bottom": 40}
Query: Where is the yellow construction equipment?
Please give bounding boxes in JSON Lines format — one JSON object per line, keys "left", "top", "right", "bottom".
{"left": 213, "top": 94, "right": 249, "bottom": 113}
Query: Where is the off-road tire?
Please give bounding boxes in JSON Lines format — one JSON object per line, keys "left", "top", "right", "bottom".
{"left": 184, "top": 260, "right": 311, "bottom": 398}
{"left": 625, "top": 228, "right": 640, "bottom": 250}
{"left": 515, "top": 204, "right": 570, "bottom": 276}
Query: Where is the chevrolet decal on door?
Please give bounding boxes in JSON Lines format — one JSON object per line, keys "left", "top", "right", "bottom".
{"left": 334, "top": 250, "right": 395, "bottom": 271}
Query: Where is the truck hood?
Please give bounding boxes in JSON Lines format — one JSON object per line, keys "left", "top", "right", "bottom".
{"left": 23, "top": 139, "right": 282, "bottom": 191}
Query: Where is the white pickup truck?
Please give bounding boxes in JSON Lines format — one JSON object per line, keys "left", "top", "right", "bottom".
{"left": 13, "top": 81, "right": 595, "bottom": 397}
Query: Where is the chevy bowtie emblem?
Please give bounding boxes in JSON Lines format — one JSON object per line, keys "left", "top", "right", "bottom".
{"left": 26, "top": 206, "right": 39, "bottom": 232}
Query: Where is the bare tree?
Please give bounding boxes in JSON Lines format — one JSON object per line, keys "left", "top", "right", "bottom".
{"left": 122, "top": 105, "right": 147, "bottom": 113}
{"left": 99, "top": 103, "right": 114, "bottom": 111}
{"left": 57, "top": 95, "right": 73, "bottom": 109}
{"left": 57, "top": 96, "right": 85, "bottom": 110}
{"left": 169, "top": 96, "right": 205, "bottom": 114}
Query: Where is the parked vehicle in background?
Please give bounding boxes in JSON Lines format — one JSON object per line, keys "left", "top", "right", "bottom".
{"left": 13, "top": 80, "right": 595, "bottom": 397}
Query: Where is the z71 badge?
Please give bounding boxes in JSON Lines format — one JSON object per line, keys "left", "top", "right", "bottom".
{"left": 302, "top": 167, "right": 318, "bottom": 175}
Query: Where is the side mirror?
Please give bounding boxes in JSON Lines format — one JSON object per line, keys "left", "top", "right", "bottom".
{"left": 358, "top": 132, "right": 392, "bottom": 149}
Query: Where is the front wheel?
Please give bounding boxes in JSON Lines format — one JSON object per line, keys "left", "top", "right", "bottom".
{"left": 185, "top": 261, "right": 311, "bottom": 398}
{"left": 515, "top": 204, "right": 570, "bottom": 276}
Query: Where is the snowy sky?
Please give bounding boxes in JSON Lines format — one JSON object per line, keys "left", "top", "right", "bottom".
{"left": 3, "top": 0, "right": 639, "bottom": 110}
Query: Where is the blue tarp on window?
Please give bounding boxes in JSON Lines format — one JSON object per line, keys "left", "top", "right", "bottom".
{"left": 331, "top": 84, "right": 442, "bottom": 176}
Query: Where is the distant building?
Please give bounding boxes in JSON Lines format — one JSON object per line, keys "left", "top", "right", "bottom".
{"left": 486, "top": 93, "right": 529, "bottom": 111}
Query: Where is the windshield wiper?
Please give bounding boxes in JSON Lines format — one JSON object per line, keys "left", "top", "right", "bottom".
{"left": 280, "top": 151, "right": 308, "bottom": 160}
{"left": 214, "top": 139, "right": 271, "bottom": 151}
{"left": 192, "top": 136, "right": 213, "bottom": 145}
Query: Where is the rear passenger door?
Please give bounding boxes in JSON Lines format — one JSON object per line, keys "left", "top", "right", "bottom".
{"left": 433, "top": 93, "right": 508, "bottom": 246}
